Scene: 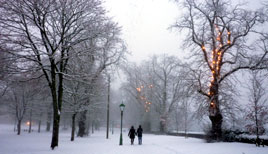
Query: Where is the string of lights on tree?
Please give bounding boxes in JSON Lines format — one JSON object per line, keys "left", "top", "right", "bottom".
{"left": 136, "top": 84, "right": 153, "bottom": 112}
{"left": 201, "top": 23, "right": 232, "bottom": 114}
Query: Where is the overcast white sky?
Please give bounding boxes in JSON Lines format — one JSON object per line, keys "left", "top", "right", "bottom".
{"left": 104, "top": 0, "right": 184, "bottom": 63}
{"left": 104, "top": 0, "right": 264, "bottom": 63}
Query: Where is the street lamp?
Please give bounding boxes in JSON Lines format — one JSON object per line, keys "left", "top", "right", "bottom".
{"left": 119, "top": 102, "right": 125, "bottom": 145}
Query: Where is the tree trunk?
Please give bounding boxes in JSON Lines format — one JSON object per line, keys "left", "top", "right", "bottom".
{"left": 175, "top": 114, "right": 179, "bottom": 133}
{"left": 50, "top": 61, "right": 64, "bottom": 149}
{"left": 71, "top": 113, "right": 76, "bottom": 141}
{"left": 77, "top": 110, "right": 87, "bottom": 137}
{"left": 209, "top": 113, "right": 223, "bottom": 140}
{"left": 160, "top": 75, "right": 167, "bottom": 133}
{"left": 207, "top": 76, "right": 222, "bottom": 140}
{"left": 46, "top": 111, "right": 52, "bottom": 132}
{"left": 159, "top": 118, "right": 166, "bottom": 133}
{"left": 143, "top": 112, "right": 151, "bottom": 132}
{"left": 46, "top": 121, "right": 51, "bottom": 132}
{"left": 14, "top": 118, "right": 17, "bottom": 132}
{"left": 160, "top": 121, "right": 164, "bottom": 133}
{"left": 28, "top": 108, "right": 32, "bottom": 133}
{"left": 184, "top": 102, "right": 188, "bottom": 138}
{"left": 38, "top": 112, "right": 42, "bottom": 133}
{"left": 17, "top": 120, "right": 21, "bottom": 135}
{"left": 159, "top": 113, "right": 167, "bottom": 133}
{"left": 209, "top": 82, "right": 223, "bottom": 140}
{"left": 50, "top": 77, "right": 60, "bottom": 149}
{"left": 255, "top": 104, "right": 260, "bottom": 145}
{"left": 38, "top": 120, "right": 41, "bottom": 133}
{"left": 92, "top": 120, "right": 94, "bottom": 134}
{"left": 112, "top": 121, "right": 114, "bottom": 135}
{"left": 63, "top": 117, "right": 68, "bottom": 130}
{"left": 86, "top": 119, "right": 90, "bottom": 136}
{"left": 51, "top": 111, "right": 60, "bottom": 149}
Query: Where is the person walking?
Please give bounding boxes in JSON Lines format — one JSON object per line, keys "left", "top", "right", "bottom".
{"left": 137, "top": 125, "right": 143, "bottom": 145}
{"left": 128, "top": 126, "right": 136, "bottom": 145}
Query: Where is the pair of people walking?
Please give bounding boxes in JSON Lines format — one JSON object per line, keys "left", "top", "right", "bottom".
{"left": 128, "top": 125, "right": 143, "bottom": 145}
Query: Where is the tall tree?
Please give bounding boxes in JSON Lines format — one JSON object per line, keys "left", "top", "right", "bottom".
{"left": 122, "top": 55, "right": 190, "bottom": 133}
{"left": 63, "top": 74, "right": 106, "bottom": 141}
{"left": 245, "top": 71, "right": 268, "bottom": 145}
{"left": 121, "top": 62, "right": 150, "bottom": 130}
{"left": 173, "top": 0, "right": 268, "bottom": 140}
{"left": 64, "top": 19, "right": 125, "bottom": 137}
{"left": 5, "top": 74, "right": 41, "bottom": 135}
{"left": 149, "top": 55, "right": 188, "bottom": 132}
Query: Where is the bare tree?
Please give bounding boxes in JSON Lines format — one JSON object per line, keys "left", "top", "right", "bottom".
{"left": 63, "top": 81, "right": 85, "bottom": 141}
{"left": 29, "top": 80, "right": 50, "bottom": 133}
{"left": 245, "top": 71, "right": 268, "bottom": 146}
{"left": 149, "top": 55, "right": 189, "bottom": 132}
{"left": 8, "top": 83, "right": 28, "bottom": 135}
{"left": 5, "top": 75, "right": 40, "bottom": 135}
{"left": 63, "top": 75, "right": 106, "bottom": 141}
{"left": 63, "top": 26, "right": 125, "bottom": 139}
{"left": 65, "top": 21, "right": 125, "bottom": 137}
{"left": 172, "top": 97, "right": 194, "bottom": 136}
{"left": 0, "top": 0, "right": 125, "bottom": 149}
{"left": 180, "top": 98, "right": 194, "bottom": 137}
{"left": 121, "top": 62, "right": 150, "bottom": 130}
{"left": 173, "top": 0, "right": 268, "bottom": 139}
{"left": 122, "top": 54, "right": 190, "bottom": 133}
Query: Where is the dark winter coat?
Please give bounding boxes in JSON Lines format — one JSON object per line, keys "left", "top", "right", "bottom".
{"left": 128, "top": 127, "right": 136, "bottom": 139}
{"left": 137, "top": 127, "right": 143, "bottom": 137}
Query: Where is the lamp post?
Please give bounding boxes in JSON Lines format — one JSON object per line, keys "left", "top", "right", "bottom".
{"left": 106, "top": 75, "right": 110, "bottom": 139}
{"left": 119, "top": 103, "right": 125, "bottom": 145}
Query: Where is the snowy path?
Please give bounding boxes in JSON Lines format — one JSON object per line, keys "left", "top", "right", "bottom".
{"left": 0, "top": 125, "right": 267, "bottom": 154}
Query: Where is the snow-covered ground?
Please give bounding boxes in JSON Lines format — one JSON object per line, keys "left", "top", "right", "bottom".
{"left": 0, "top": 124, "right": 267, "bottom": 154}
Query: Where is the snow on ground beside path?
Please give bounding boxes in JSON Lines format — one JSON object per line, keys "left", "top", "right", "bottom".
{"left": 0, "top": 124, "right": 267, "bottom": 154}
